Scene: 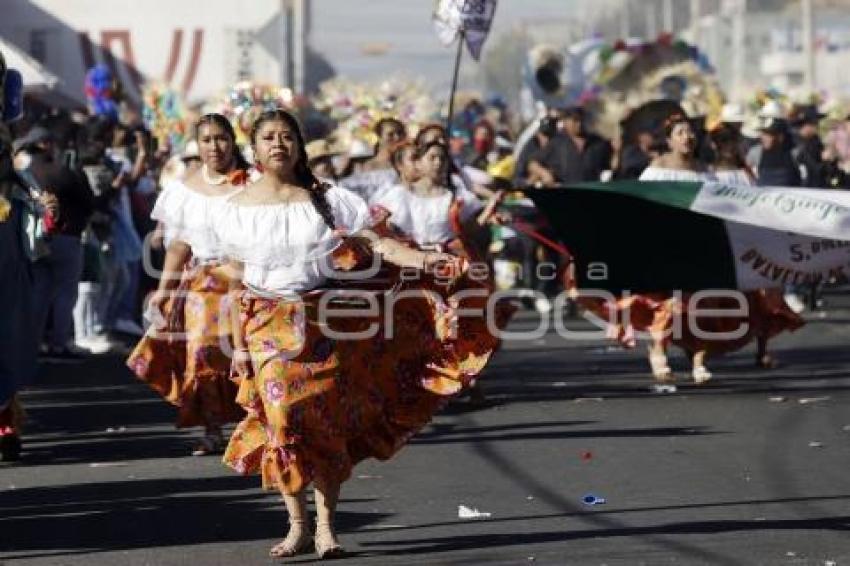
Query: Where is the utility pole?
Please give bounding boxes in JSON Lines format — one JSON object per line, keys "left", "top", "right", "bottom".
{"left": 278, "top": 0, "right": 306, "bottom": 91}
{"left": 292, "top": 0, "right": 306, "bottom": 93}
{"left": 802, "top": 0, "right": 816, "bottom": 93}
{"left": 279, "top": 0, "right": 290, "bottom": 87}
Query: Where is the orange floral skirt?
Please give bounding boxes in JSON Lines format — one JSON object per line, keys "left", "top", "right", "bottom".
{"left": 574, "top": 285, "right": 803, "bottom": 355}
{"left": 673, "top": 289, "right": 804, "bottom": 355}
{"left": 126, "top": 263, "right": 244, "bottom": 428}
{"left": 223, "top": 266, "right": 512, "bottom": 495}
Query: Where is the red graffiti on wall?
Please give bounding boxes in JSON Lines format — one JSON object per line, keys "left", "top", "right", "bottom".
{"left": 78, "top": 28, "right": 204, "bottom": 99}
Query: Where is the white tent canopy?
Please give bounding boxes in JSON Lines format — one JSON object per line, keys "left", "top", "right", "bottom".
{"left": 0, "top": 36, "right": 60, "bottom": 91}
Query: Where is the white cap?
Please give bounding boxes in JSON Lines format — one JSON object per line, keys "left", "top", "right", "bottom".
{"left": 720, "top": 102, "right": 747, "bottom": 123}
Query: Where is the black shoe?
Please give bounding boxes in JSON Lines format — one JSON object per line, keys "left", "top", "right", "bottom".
{"left": 0, "top": 435, "right": 22, "bottom": 462}
{"left": 43, "top": 347, "right": 85, "bottom": 362}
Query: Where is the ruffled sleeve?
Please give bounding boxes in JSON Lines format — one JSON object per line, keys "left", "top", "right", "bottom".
{"left": 370, "top": 184, "right": 413, "bottom": 234}
{"left": 339, "top": 168, "right": 398, "bottom": 204}
{"left": 327, "top": 185, "right": 371, "bottom": 236}
{"left": 150, "top": 180, "right": 194, "bottom": 245}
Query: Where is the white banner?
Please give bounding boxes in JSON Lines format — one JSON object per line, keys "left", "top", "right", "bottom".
{"left": 692, "top": 182, "right": 850, "bottom": 241}
{"left": 726, "top": 220, "right": 850, "bottom": 289}
{"left": 432, "top": 0, "right": 498, "bottom": 60}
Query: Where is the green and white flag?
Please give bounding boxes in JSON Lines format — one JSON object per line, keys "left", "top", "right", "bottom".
{"left": 526, "top": 181, "right": 850, "bottom": 292}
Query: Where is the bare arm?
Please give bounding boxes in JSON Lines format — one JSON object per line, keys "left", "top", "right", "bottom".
{"left": 129, "top": 131, "right": 149, "bottom": 184}
{"left": 357, "top": 230, "right": 456, "bottom": 270}
{"left": 222, "top": 260, "right": 252, "bottom": 377}
{"left": 224, "top": 260, "right": 247, "bottom": 353}
{"left": 148, "top": 240, "right": 191, "bottom": 312}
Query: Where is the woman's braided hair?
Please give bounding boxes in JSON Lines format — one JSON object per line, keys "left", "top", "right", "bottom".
{"left": 250, "top": 109, "right": 335, "bottom": 230}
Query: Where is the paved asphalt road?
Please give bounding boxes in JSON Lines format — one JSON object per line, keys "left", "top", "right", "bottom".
{"left": 2, "top": 291, "right": 850, "bottom": 565}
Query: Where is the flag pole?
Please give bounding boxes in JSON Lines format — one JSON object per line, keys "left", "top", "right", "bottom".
{"left": 445, "top": 28, "right": 464, "bottom": 185}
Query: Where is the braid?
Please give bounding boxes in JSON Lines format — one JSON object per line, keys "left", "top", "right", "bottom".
{"left": 251, "top": 108, "right": 336, "bottom": 230}
{"left": 304, "top": 169, "right": 336, "bottom": 230}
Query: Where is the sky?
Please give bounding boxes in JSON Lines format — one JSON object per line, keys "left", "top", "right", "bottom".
{"left": 308, "top": 0, "right": 598, "bottom": 92}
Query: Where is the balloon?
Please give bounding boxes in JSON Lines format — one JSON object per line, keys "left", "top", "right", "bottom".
{"left": 85, "top": 64, "right": 118, "bottom": 121}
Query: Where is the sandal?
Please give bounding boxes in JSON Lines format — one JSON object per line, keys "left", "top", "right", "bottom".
{"left": 270, "top": 518, "right": 312, "bottom": 558}
{"left": 756, "top": 354, "right": 779, "bottom": 369}
{"left": 649, "top": 353, "right": 675, "bottom": 383}
{"left": 315, "top": 522, "right": 346, "bottom": 560}
{"left": 692, "top": 366, "right": 713, "bottom": 384}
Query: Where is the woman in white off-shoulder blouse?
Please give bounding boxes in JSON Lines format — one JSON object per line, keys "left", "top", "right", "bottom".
{"left": 637, "top": 115, "right": 715, "bottom": 387}
{"left": 373, "top": 140, "right": 502, "bottom": 251}
{"left": 213, "top": 110, "right": 511, "bottom": 560}
{"left": 127, "top": 114, "right": 248, "bottom": 455}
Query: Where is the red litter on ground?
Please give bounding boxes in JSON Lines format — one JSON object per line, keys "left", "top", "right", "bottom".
{"left": 581, "top": 451, "right": 593, "bottom": 461}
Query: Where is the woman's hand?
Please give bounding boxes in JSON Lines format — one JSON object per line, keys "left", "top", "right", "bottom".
{"left": 232, "top": 348, "right": 254, "bottom": 378}
{"left": 477, "top": 189, "right": 506, "bottom": 226}
{"left": 150, "top": 225, "right": 165, "bottom": 251}
{"left": 143, "top": 289, "right": 170, "bottom": 330}
{"left": 422, "top": 251, "right": 457, "bottom": 270}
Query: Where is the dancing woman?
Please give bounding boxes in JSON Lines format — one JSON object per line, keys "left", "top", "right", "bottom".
{"left": 214, "top": 110, "right": 507, "bottom": 559}
{"left": 339, "top": 117, "right": 405, "bottom": 204}
{"left": 698, "top": 124, "right": 805, "bottom": 369}
{"left": 127, "top": 114, "right": 248, "bottom": 455}
{"left": 363, "top": 117, "right": 406, "bottom": 172}
{"left": 637, "top": 115, "right": 716, "bottom": 384}
{"left": 373, "top": 140, "right": 502, "bottom": 255}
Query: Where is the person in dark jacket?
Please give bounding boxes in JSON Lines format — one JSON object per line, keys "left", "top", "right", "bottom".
{"left": 746, "top": 118, "right": 801, "bottom": 187}
{"left": 0, "top": 123, "right": 59, "bottom": 461}
{"left": 791, "top": 106, "right": 827, "bottom": 188}
{"left": 514, "top": 116, "right": 574, "bottom": 186}
{"left": 14, "top": 125, "right": 94, "bottom": 358}
{"left": 556, "top": 106, "right": 613, "bottom": 182}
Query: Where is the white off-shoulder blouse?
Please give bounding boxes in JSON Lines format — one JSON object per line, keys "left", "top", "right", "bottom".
{"left": 638, "top": 166, "right": 717, "bottom": 183}
{"left": 713, "top": 168, "right": 754, "bottom": 187}
{"left": 371, "top": 184, "right": 484, "bottom": 247}
{"left": 211, "top": 185, "right": 370, "bottom": 294}
{"left": 151, "top": 180, "right": 242, "bottom": 261}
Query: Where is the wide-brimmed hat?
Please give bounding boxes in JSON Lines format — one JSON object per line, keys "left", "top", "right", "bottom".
{"left": 758, "top": 117, "right": 786, "bottom": 134}
{"left": 347, "top": 138, "right": 374, "bottom": 159}
{"left": 790, "top": 104, "right": 826, "bottom": 126}
{"left": 306, "top": 139, "right": 342, "bottom": 162}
